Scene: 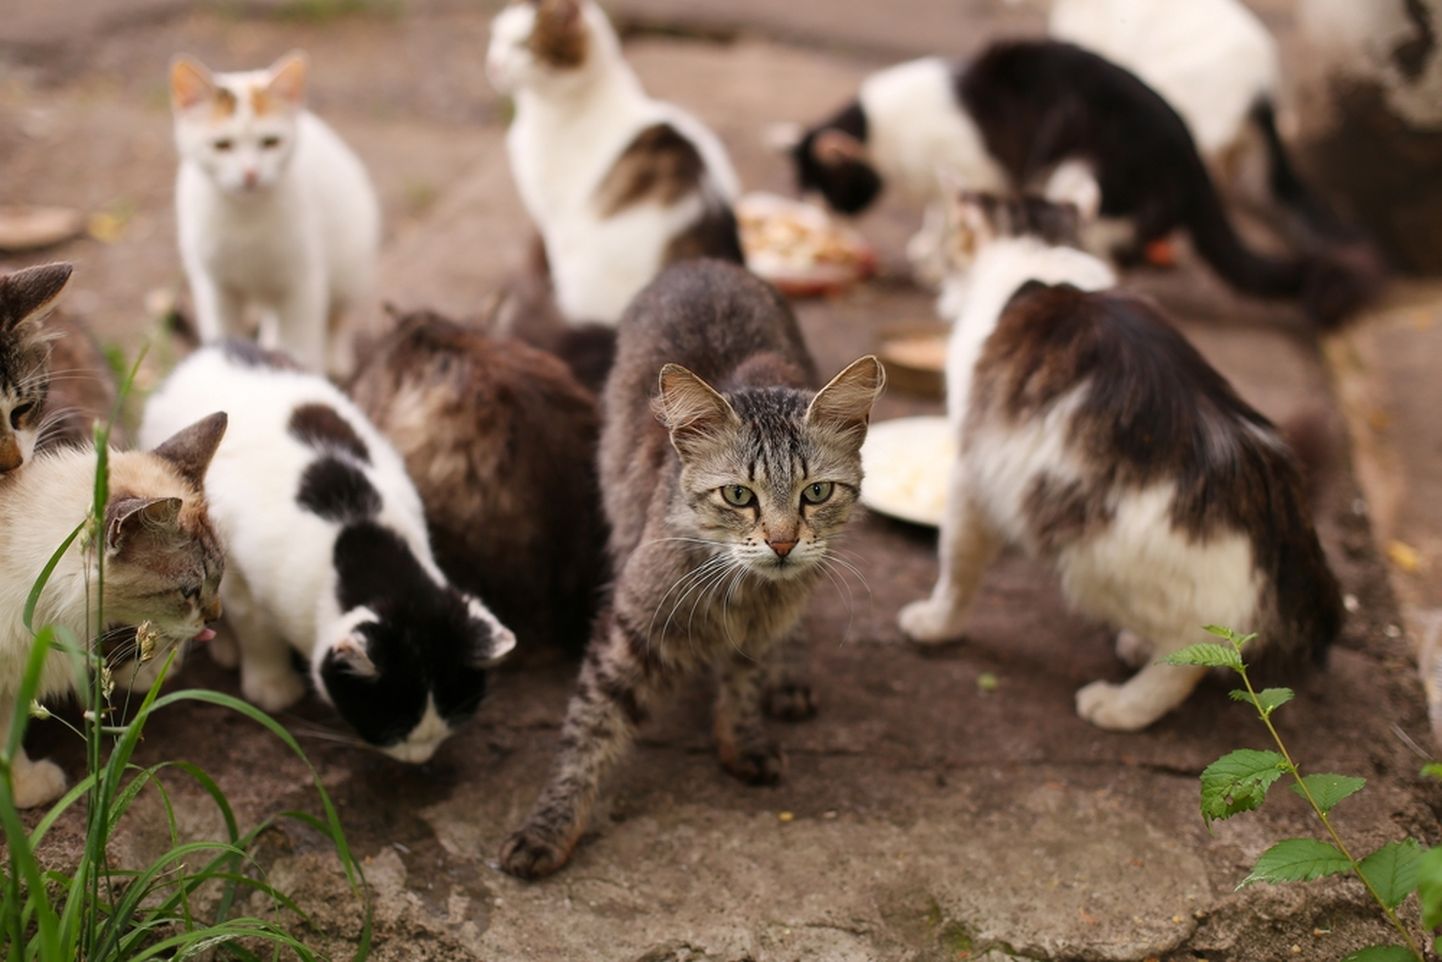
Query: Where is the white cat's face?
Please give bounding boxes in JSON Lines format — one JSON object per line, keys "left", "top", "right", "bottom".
{"left": 170, "top": 53, "right": 306, "bottom": 196}
{"left": 487, "top": 0, "right": 604, "bottom": 95}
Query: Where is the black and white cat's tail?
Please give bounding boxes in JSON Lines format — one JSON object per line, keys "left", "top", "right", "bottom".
{"left": 1182, "top": 155, "right": 1380, "bottom": 328}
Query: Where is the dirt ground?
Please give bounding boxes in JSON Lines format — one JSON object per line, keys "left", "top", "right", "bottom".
{"left": 4, "top": 1, "right": 1442, "bottom": 960}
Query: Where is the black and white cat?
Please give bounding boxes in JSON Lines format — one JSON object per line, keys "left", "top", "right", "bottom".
{"left": 898, "top": 190, "right": 1344, "bottom": 730}
{"left": 790, "top": 40, "right": 1376, "bottom": 326}
{"left": 139, "top": 342, "right": 516, "bottom": 761}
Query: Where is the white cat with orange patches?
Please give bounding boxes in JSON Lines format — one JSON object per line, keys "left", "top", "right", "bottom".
{"left": 170, "top": 52, "right": 380, "bottom": 377}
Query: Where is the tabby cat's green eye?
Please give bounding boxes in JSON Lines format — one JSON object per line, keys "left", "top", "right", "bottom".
{"left": 801, "top": 481, "right": 834, "bottom": 505}
{"left": 721, "top": 484, "right": 755, "bottom": 507}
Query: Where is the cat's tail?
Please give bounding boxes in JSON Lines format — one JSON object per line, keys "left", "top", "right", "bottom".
{"left": 1183, "top": 165, "right": 1380, "bottom": 328}
{"left": 1248, "top": 97, "right": 1359, "bottom": 247}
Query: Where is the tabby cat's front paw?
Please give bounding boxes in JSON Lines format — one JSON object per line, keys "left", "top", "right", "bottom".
{"left": 1075, "top": 680, "right": 1156, "bottom": 732}
{"left": 719, "top": 741, "right": 786, "bottom": 786}
{"left": 764, "top": 682, "right": 818, "bottom": 722}
{"left": 499, "top": 824, "right": 574, "bottom": 880}
{"left": 13, "top": 757, "right": 67, "bottom": 809}
{"left": 897, "top": 597, "right": 966, "bottom": 644}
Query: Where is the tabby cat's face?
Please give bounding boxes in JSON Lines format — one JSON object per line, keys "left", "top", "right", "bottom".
{"left": 0, "top": 263, "right": 73, "bottom": 476}
{"left": 170, "top": 53, "right": 306, "bottom": 196}
{"left": 940, "top": 190, "right": 1083, "bottom": 274}
{"left": 657, "top": 357, "right": 884, "bottom": 582}
{"left": 101, "top": 413, "right": 229, "bottom": 653}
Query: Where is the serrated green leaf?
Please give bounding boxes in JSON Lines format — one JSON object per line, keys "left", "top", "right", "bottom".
{"left": 1227, "top": 687, "right": 1294, "bottom": 715}
{"left": 1342, "top": 946, "right": 1418, "bottom": 962}
{"left": 1290, "top": 773, "right": 1366, "bottom": 814}
{"left": 1203, "top": 624, "right": 1258, "bottom": 648}
{"left": 1239, "top": 838, "right": 1351, "bottom": 888}
{"left": 1418, "top": 846, "right": 1442, "bottom": 929}
{"left": 1200, "top": 749, "right": 1287, "bottom": 824}
{"left": 1164, "top": 643, "right": 1243, "bottom": 670}
{"left": 1359, "top": 839, "right": 1423, "bottom": 909}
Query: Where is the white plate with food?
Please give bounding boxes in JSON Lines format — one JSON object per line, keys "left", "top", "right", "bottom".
{"left": 859, "top": 416, "right": 954, "bottom": 528}
{"left": 738, "top": 192, "right": 876, "bottom": 297}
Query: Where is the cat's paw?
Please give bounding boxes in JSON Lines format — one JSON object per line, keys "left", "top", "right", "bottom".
{"left": 1075, "top": 680, "right": 1157, "bottom": 732}
{"left": 764, "top": 682, "right": 818, "bottom": 722}
{"left": 720, "top": 741, "right": 786, "bottom": 786}
{"left": 1114, "top": 630, "right": 1152, "bottom": 669}
{"left": 898, "top": 598, "right": 966, "bottom": 644}
{"left": 209, "top": 632, "right": 240, "bottom": 669}
{"left": 241, "top": 667, "right": 306, "bottom": 713}
{"left": 499, "top": 825, "right": 574, "bottom": 880}
{"left": 13, "top": 757, "right": 67, "bottom": 809}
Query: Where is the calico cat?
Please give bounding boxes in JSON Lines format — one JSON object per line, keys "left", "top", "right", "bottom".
{"left": 487, "top": 0, "right": 745, "bottom": 330}
{"left": 139, "top": 343, "right": 517, "bottom": 762}
{"left": 1048, "top": 0, "right": 1360, "bottom": 244}
{"left": 347, "top": 307, "right": 605, "bottom": 651}
{"left": 0, "top": 413, "right": 227, "bottom": 808}
{"left": 0, "top": 262, "right": 74, "bottom": 475}
{"left": 897, "top": 191, "right": 1343, "bottom": 731}
{"left": 500, "top": 260, "right": 883, "bottom": 879}
{"left": 790, "top": 40, "right": 1375, "bottom": 325}
{"left": 170, "top": 52, "right": 381, "bottom": 377}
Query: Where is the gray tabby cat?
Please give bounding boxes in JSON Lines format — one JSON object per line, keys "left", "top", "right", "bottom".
{"left": 500, "top": 260, "right": 884, "bottom": 879}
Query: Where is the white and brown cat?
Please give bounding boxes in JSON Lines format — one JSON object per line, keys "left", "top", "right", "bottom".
{"left": 170, "top": 51, "right": 380, "bottom": 377}
{"left": 898, "top": 191, "right": 1343, "bottom": 731}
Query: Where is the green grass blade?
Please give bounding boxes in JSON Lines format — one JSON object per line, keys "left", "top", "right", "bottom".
{"left": 20, "top": 522, "right": 84, "bottom": 633}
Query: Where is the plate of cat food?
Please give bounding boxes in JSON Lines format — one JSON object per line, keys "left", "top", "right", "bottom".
{"left": 859, "top": 416, "right": 954, "bottom": 528}
{"left": 876, "top": 321, "right": 949, "bottom": 398}
{"left": 737, "top": 192, "right": 876, "bottom": 297}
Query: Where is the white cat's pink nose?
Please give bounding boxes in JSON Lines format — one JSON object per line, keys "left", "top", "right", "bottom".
{"left": 242, "top": 169, "right": 258, "bottom": 189}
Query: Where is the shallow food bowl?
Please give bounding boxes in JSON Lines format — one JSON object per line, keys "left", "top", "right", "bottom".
{"left": 859, "top": 415, "right": 953, "bottom": 528}
{"left": 876, "top": 321, "right": 949, "bottom": 399}
{"left": 738, "top": 192, "right": 876, "bottom": 298}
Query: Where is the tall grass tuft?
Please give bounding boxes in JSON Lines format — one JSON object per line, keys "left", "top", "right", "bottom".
{"left": 0, "top": 351, "right": 371, "bottom": 961}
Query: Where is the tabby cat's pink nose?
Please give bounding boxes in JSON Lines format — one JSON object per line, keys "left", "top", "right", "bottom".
{"left": 768, "top": 539, "right": 797, "bottom": 558}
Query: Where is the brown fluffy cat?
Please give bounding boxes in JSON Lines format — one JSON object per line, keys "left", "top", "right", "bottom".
{"left": 500, "top": 260, "right": 883, "bottom": 879}
{"left": 348, "top": 308, "right": 605, "bottom": 650}
{"left": 0, "top": 413, "right": 228, "bottom": 808}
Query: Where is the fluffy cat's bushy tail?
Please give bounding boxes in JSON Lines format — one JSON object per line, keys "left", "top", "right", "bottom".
{"left": 1182, "top": 158, "right": 1381, "bottom": 329}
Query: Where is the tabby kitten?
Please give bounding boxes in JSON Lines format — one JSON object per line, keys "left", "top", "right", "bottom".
{"left": 898, "top": 191, "right": 1343, "bottom": 730}
{"left": 500, "top": 260, "right": 883, "bottom": 879}
{"left": 170, "top": 51, "right": 381, "bottom": 376}
{"left": 0, "top": 263, "right": 74, "bottom": 475}
{"left": 487, "top": 0, "right": 745, "bottom": 329}
{"left": 140, "top": 343, "right": 516, "bottom": 763}
{"left": 348, "top": 308, "right": 605, "bottom": 651}
{"left": 791, "top": 40, "right": 1375, "bottom": 325}
{"left": 0, "top": 414, "right": 227, "bottom": 807}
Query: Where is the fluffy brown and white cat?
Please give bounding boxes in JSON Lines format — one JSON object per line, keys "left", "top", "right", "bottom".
{"left": 0, "top": 413, "right": 228, "bottom": 808}
{"left": 348, "top": 307, "right": 605, "bottom": 652}
{"left": 0, "top": 263, "right": 75, "bottom": 476}
{"left": 898, "top": 191, "right": 1343, "bottom": 730}
{"left": 487, "top": 0, "right": 745, "bottom": 332}
{"left": 170, "top": 52, "right": 380, "bottom": 377}
{"left": 500, "top": 260, "right": 883, "bottom": 879}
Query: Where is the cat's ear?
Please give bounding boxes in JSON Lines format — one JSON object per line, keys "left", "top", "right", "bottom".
{"left": 151, "top": 412, "right": 228, "bottom": 489}
{"left": 807, "top": 355, "right": 885, "bottom": 447}
{"left": 470, "top": 621, "right": 518, "bottom": 669}
{"left": 106, "top": 496, "right": 183, "bottom": 553}
{"left": 947, "top": 190, "right": 1000, "bottom": 255}
{"left": 265, "top": 51, "right": 308, "bottom": 108}
{"left": 330, "top": 633, "right": 378, "bottom": 678}
{"left": 0, "top": 262, "right": 72, "bottom": 332}
{"left": 812, "top": 128, "right": 868, "bottom": 167}
{"left": 653, "top": 364, "right": 739, "bottom": 457}
{"left": 170, "top": 56, "right": 216, "bottom": 112}
{"left": 1043, "top": 160, "right": 1100, "bottom": 223}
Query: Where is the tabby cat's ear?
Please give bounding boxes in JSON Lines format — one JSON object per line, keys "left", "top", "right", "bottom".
{"left": 170, "top": 56, "right": 216, "bottom": 111}
{"left": 653, "top": 364, "right": 739, "bottom": 457}
{"left": 266, "top": 51, "right": 308, "bottom": 108}
{"left": 331, "top": 633, "right": 378, "bottom": 678}
{"left": 152, "top": 412, "right": 228, "bottom": 489}
{"left": 807, "top": 355, "right": 885, "bottom": 447}
{"left": 106, "top": 497, "right": 183, "bottom": 553}
{"left": 0, "top": 262, "right": 72, "bottom": 332}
